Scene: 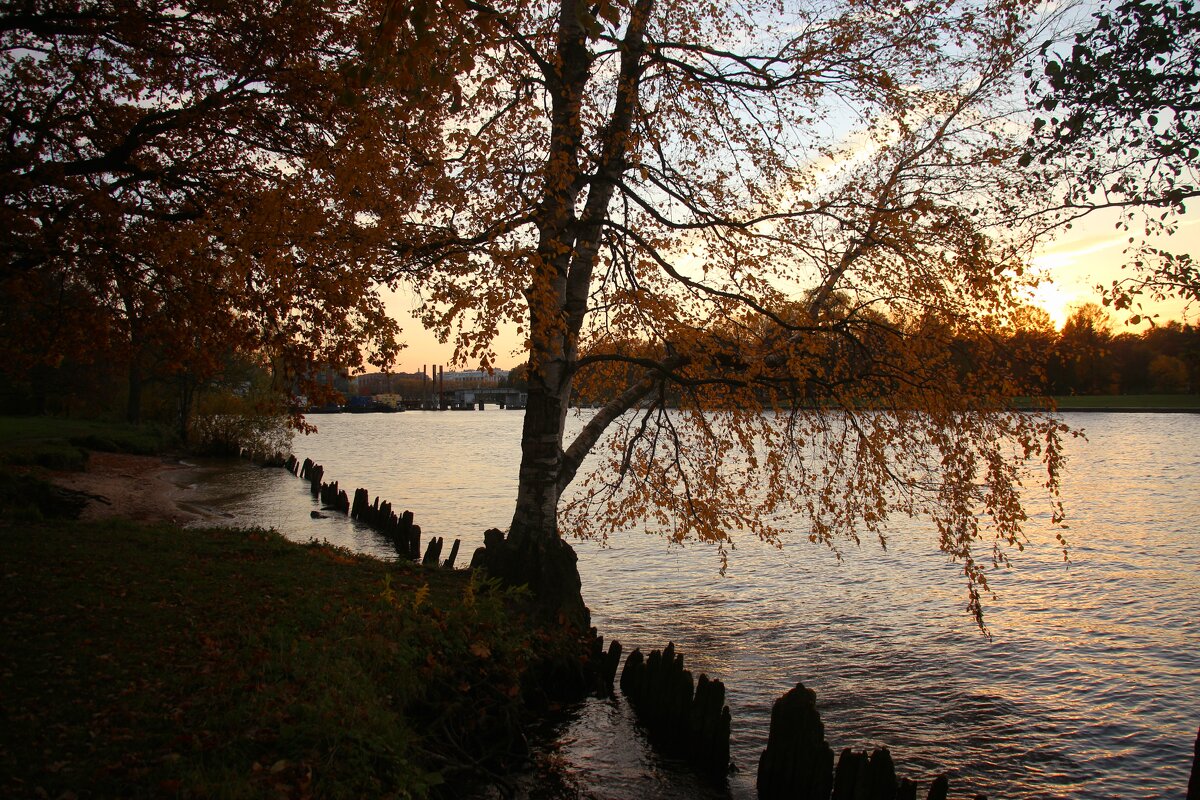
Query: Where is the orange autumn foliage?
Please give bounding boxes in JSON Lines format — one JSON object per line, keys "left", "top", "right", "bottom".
{"left": 0, "top": 0, "right": 485, "bottom": 423}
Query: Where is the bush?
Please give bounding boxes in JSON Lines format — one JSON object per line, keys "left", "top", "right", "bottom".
{"left": 189, "top": 392, "right": 294, "bottom": 458}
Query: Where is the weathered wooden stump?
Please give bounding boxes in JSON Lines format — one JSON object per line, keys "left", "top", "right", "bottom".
{"left": 589, "top": 634, "right": 623, "bottom": 696}
{"left": 308, "top": 464, "right": 323, "bottom": 497}
{"left": 833, "top": 746, "right": 897, "bottom": 800}
{"left": 401, "top": 511, "right": 418, "bottom": 559}
{"left": 443, "top": 539, "right": 461, "bottom": 569}
{"left": 756, "top": 682, "right": 834, "bottom": 800}
{"left": 351, "top": 487, "right": 368, "bottom": 519}
{"left": 601, "top": 637, "right": 622, "bottom": 696}
{"left": 1188, "top": 725, "right": 1199, "bottom": 800}
{"left": 422, "top": 536, "right": 444, "bottom": 567}
{"left": 619, "top": 648, "right": 645, "bottom": 696}
{"left": 316, "top": 480, "right": 349, "bottom": 514}
{"left": 408, "top": 523, "right": 421, "bottom": 561}
{"left": 690, "top": 673, "right": 731, "bottom": 773}
{"left": 618, "top": 642, "right": 731, "bottom": 777}
{"left": 926, "top": 773, "right": 949, "bottom": 800}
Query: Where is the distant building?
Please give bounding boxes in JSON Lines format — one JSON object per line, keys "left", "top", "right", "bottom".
{"left": 350, "top": 371, "right": 423, "bottom": 395}
{"left": 443, "top": 369, "right": 510, "bottom": 386}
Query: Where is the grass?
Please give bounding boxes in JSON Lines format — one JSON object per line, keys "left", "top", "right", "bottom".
{"left": 0, "top": 520, "right": 551, "bottom": 798}
{"left": 1012, "top": 394, "right": 1200, "bottom": 410}
{"left": 0, "top": 416, "right": 175, "bottom": 470}
{"left": 1049, "top": 394, "right": 1199, "bottom": 409}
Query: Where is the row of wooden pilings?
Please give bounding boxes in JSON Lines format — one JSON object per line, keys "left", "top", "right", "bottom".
{"left": 280, "top": 452, "right": 961, "bottom": 796}
{"left": 285, "top": 455, "right": 461, "bottom": 569}
{"left": 756, "top": 682, "right": 956, "bottom": 800}
{"left": 619, "top": 641, "right": 732, "bottom": 778}
{"left": 613, "top": 644, "right": 959, "bottom": 799}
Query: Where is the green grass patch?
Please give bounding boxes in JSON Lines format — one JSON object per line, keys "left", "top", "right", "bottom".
{"left": 1012, "top": 394, "right": 1200, "bottom": 410}
{"left": 0, "top": 416, "right": 175, "bottom": 469}
{"left": 0, "top": 520, "right": 547, "bottom": 798}
{"left": 1050, "top": 394, "right": 1200, "bottom": 409}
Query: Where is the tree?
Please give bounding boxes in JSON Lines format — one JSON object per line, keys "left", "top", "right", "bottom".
{"left": 999, "top": 305, "right": 1059, "bottom": 394}
{"left": 1025, "top": 0, "right": 1200, "bottom": 312}
{"left": 0, "top": 0, "right": 481, "bottom": 430}
{"left": 397, "top": 0, "right": 1072, "bottom": 628}
{"left": 1148, "top": 352, "right": 1190, "bottom": 391}
{"left": 1054, "top": 303, "right": 1116, "bottom": 394}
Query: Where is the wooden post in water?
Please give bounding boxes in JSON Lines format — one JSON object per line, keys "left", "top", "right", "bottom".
{"left": 589, "top": 634, "right": 623, "bottom": 697}
{"left": 422, "top": 536, "right": 443, "bottom": 567}
{"left": 443, "top": 539, "right": 461, "bottom": 569}
{"left": 408, "top": 522, "right": 422, "bottom": 561}
{"left": 617, "top": 641, "right": 731, "bottom": 777}
{"left": 756, "top": 682, "right": 834, "bottom": 800}
{"left": 832, "top": 746, "right": 897, "bottom": 800}
{"left": 351, "top": 488, "right": 368, "bottom": 519}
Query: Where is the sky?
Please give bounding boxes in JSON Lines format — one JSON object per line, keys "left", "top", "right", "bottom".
{"left": 1027, "top": 209, "right": 1197, "bottom": 329}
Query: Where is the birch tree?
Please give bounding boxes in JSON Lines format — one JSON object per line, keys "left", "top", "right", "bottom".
{"left": 1025, "top": 0, "right": 1200, "bottom": 316}
{"left": 393, "top": 0, "right": 1071, "bottom": 628}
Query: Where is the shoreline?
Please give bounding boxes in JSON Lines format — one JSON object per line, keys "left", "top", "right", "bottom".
{"left": 45, "top": 451, "right": 220, "bottom": 525}
{"left": 1028, "top": 406, "right": 1200, "bottom": 414}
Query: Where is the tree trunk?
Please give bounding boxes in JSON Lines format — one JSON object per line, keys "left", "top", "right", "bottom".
{"left": 177, "top": 375, "right": 195, "bottom": 446}
{"left": 479, "top": 0, "right": 654, "bottom": 629}
{"left": 481, "top": 284, "right": 589, "bottom": 623}
{"left": 126, "top": 359, "right": 142, "bottom": 424}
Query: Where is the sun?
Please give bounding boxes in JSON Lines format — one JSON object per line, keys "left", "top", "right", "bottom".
{"left": 1023, "top": 273, "right": 1074, "bottom": 331}
{"left": 1025, "top": 210, "right": 1199, "bottom": 331}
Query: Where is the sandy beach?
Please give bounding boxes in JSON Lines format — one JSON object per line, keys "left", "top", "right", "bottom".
{"left": 48, "top": 451, "right": 208, "bottom": 524}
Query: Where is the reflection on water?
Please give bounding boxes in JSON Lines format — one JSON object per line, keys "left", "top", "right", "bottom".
{"left": 183, "top": 410, "right": 1200, "bottom": 799}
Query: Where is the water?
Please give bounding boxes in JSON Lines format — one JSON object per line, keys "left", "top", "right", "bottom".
{"left": 181, "top": 410, "right": 1200, "bottom": 799}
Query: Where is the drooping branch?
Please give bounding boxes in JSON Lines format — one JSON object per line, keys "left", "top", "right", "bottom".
{"left": 558, "top": 352, "right": 684, "bottom": 494}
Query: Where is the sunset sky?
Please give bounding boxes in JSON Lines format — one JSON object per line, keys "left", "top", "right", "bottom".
{"left": 1028, "top": 209, "right": 1198, "bottom": 330}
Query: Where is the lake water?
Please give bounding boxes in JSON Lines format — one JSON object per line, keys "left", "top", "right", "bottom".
{"left": 181, "top": 410, "right": 1200, "bottom": 799}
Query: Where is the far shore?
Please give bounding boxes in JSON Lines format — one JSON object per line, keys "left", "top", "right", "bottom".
{"left": 1039, "top": 406, "right": 1200, "bottom": 413}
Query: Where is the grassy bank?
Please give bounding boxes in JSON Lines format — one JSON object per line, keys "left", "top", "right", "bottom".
{"left": 1012, "top": 394, "right": 1200, "bottom": 411}
{"left": 0, "top": 519, "right": 556, "bottom": 798}
{"left": 1049, "top": 394, "right": 1199, "bottom": 410}
{"left": 0, "top": 416, "right": 174, "bottom": 470}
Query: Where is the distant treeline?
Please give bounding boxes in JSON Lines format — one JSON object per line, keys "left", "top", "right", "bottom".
{"left": 564, "top": 303, "right": 1200, "bottom": 410}
{"left": 1020, "top": 305, "right": 1198, "bottom": 396}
